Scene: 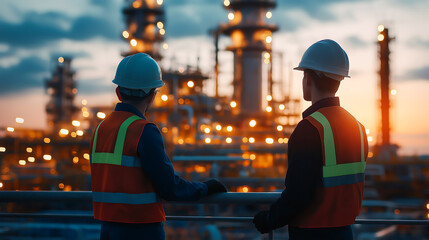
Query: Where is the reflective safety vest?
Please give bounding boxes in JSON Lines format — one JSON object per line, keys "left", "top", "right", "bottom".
{"left": 290, "top": 106, "right": 367, "bottom": 228}
{"left": 90, "top": 111, "right": 165, "bottom": 223}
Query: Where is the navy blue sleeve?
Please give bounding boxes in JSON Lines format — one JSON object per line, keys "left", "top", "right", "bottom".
{"left": 266, "top": 119, "right": 323, "bottom": 229}
{"left": 138, "top": 124, "right": 208, "bottom": 201}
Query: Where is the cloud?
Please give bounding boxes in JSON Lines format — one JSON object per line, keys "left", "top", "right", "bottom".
{"left": 401, "top": 66, "right": 429, "bottom": 81}
{"left": 78, "top": 78, "right": 114, "bottom": 94}
{"left": 407, "top": 38, "right": 429, "bottom": 48}
{"left": 0, "top": 56, "right": 48, "bottom": 94}
{"left": 345, "top": 35, "right": 369, "bottom": 48}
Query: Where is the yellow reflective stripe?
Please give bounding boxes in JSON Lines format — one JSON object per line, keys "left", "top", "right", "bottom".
{"left": 310, "top": 111, "right": 336, "bottom": 167}
{"left": 323, "top": 162, "right": 366, "bottom": 178}
{"left": 91, "top": 115, "right": 141, "bottom": 166}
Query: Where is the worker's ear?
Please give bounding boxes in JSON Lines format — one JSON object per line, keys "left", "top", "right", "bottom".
{"left": 115, "top": 87, "right": 122, "bottom": 101}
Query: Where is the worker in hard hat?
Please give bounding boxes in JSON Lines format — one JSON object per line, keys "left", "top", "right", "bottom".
{"left": 253, "top": 39, "right": 368, "bottom": 239}
{"left": 90, "top": 53, "right": 227, "bottom": 240}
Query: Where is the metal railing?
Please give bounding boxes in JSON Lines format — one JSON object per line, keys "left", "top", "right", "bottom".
{"left": 0, "top": 191, "right": 428, "bottom": 240}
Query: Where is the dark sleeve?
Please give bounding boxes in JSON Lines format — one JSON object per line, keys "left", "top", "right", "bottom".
{"left": 266, "top": 119, "right": 323, "bottom": 230}
{"left": 138, "top": 124, "right": 208, "bottom": 201}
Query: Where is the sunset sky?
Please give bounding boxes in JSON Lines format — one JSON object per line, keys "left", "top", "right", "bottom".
{"left": 0, "top": 0, "right": 428, "bottom": 155}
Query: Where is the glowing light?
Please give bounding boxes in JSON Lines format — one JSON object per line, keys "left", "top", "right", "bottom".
{"left": 7, "top": 127, "right": 14, "bottom": 132}
{"left": 59, "top": 129, "right": 69, "bottom": 136}
{"left": 82, "top": 99, "right": 87, "bottom": 105}
{"left": 427, "top": 213, "right": 429, "bottom": 219}
{"left": 43, "top": 154, "right": 52, "bottom": 161}
{"left": 0, "top": 147, "right": 5, "bottom": 152}
{"left": 377, "top": 34, "right": 384, "bottom": 42}
{"left": 76, "top": 130, "right": 84, "bottom": 136}
{"left": 283, "top": 138, "right": 289, "bottom": 143}
{"left": 19, "top": 160, "right": 26, "bottom": 166}
{"left": 230, "top": 101, "right": 237, "bottom": 108}
{"left": 223, "top": 0, "right": 230, "bottom": 7}
{"left": 228, "top": 12, "right": 234, "bottom": 20}
{"left": 216, "top": 125, "right": 222, "bottom": 131}
{"left": 264, "top": 58, "right": 270, "bottom": 64}
{"left": 368, "top": 136, "right": 373, "bottom": 142}
{"left": 25, "top": 147, "right": 32, "bottom": 153}
{"left": 204, "top": 127, "right": 211, "bottom": 134}
{"left": 178, "top": 139, "right": 184, "bottom": 144}
{"left": 71, "top": 132, "right": 77, "bottom": 138}
{"left": 249, "top": 120, "right": 257, "bottom": 127}
{"left": 265, "top": 138, "right": 274, "bottom": 144}
{"left": 187, "top": 81, "right": 194, "bottom": 88}
{"left": 205, "top": 138, "right": 211, "bottom": 144}
{"left": 195, "top": 165, "right": 206, "bottom": 173}
{"left": 250, "top": 154, "right": 256, "bottom": 160}
{"left": 266, "top": 95, "right": 272, "bottom": 101}
{"left": 426, "top": 203, "right": 429, "bottom": 210}
{"left": 266, "top": 106, "right": 272, "bottom": 112}
{"left": 83, "top": 112, "right": 90, "bottom": 118}
{"left": 266, "top": 11, "right": 272, "bottom": 19}
{"left": 16, "top": 117, "right": 24, "bottom": 124}
{"left": 394, "top": 209, "right": 400, "bottom": 215}
{"left": 97, "top": 112, "right": 106, "bottom": 119}
{"left": 226, "top": 126, "right": 233, "bottom": 132}
{"left": 264, "top": 52, "right": 270, "bottom": 59}
{"left": 0, "top": 182, "right": 3, "bottom": 188}
{"left": 178, "top": 98, "right": 184, "bottom": 104}
{"left": 161, "top": 95, "right": 168, "bottom": 101}
{"left": 28, "top": 157, "right": 35, "bottom": 162}
{"left": 84, "top": 153, "right": 90, "bottom": 160}
{"left": 242, "top": 186, "right": 249, "bottom": 193}
{"left": 162, "top": 43, "right": 169, "bottom": 50}
{"left": 277, "top": 125, "right": 283, "bottom": 131}
{"left": 178, "top": 67, "right": 184, "bottom": 73}
{"left": 226, "top": 137, "right": 232, "bottom": 143}
{"left": 378, "top": 25, "right": 385, "bottom": 32}
{"left": 59, "top": 183, "right": 65, "bottom": 189}
{"left": 242, "top": 137, "right": 248, "bottom": 143}
{"left": 279, "top": 104, "right": 285, "bottom": 110}
{"left": 72, "top": 120, "right": 80, "bottom": 127}
{"left": 44, "top": 138, "right": 51, "bottom": 143}
{"left": 130, "top": 39, "right": 137, "bottom": 46}
{"left": 122, "top": 30, "right": 129, "bottom": 39}
{"left": 73, "top": 157, "right": 79, "bottom": 164}
{"left": 265, "top": 36, "right": 272, "bottom": 43}
{"left": 132, "top": 1, "right": 142, "bottom": 8}
{"left": 162, "top": 127, "right": 168, "bottom": 133}
{"left": 249, "top": 137, "right": 255, "bottom": 143}
{"left": 366, "top": 129, "right": 370, "bottom": 134}
{"left": 156, "top": 0, "right": 163, "bottom": 5}
{"left": 278, "top": 138, "right": 284, "bottom": 143}
{"left": 159, "top": 29, "right": 166, "bottom": 35}
{"left": 58, "top": 57, "right": 64, "bottom": 63}
{"left": 72, "top": 88, "right": 78, "bottom": 94}
{"left": 368, "top": 152, "right": 374, "bottom": 158}
{"left": 391, "top": 89, "right": 397, "bottom": 95}
{"left": 157, "top": 22, "right": 164, "bottom": 29}
{"left": 81, "top": 107, "right": 88, "bottom": 112}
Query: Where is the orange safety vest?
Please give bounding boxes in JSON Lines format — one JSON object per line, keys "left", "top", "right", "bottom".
{"left": 290, "top": 106, "right": 367, "bottom": 228}
{"left": 90, "top": 111, "right": 165, "bottom": 223}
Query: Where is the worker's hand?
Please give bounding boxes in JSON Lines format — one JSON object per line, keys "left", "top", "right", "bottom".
{"left": 203, "top": 179, "right": 227, "bottom": 195}
{"left": 253, "top": 210, "right": 271, "bottom": 234}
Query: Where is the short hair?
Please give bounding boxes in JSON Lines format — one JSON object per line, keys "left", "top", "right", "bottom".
{"left": 118, "top": 87, "right": 156, "bottom": 102}
{"left": 305, "top": 70, "right": 340, "bottom": 94}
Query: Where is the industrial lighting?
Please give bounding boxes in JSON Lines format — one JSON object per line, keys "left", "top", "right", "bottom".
{"left": 378, "top": 25, "right": 385, "bottom": 32}
{"left": 72, "top": 120, "right": 80, "bottom": 127}
{"left": 228, "top": 12, "right": 234, "bottom": 20}
{"left": 242, "top": 137, "right": 248, "bottom": 143}
{"left": 178, "top": 139, "right": 184, "bottom": 144}
{"left": 266, "top": 106, "right": 272, "bottom": 112}
{"left": 157, "top": 22, "right": 164, "bottom": 29}
{"left": 130, "top": 39, "right": 137, "bottom": 46}
{"left": 19, "top": 160, "right": 26, "bottom": 166}
{"left": 97, "top": 112, "right": 106, "bottom": 119}
{"left": 266, "top": 95, "right": 272, "bottom": 101}
{"left": 242, "top": 186, "right": 249, "bottom": 193}
{"left": 283, "top": 138, "right": 289, "bottom": 143}
{"left": 230, "top": 101, "right": 237, "bottom": 108}
{"left": 226, "top": 126, "right": 233, "bottom": 132}
{"left": 265, "top": 36, "right": 272, "bottom": 43}
{"left": 0, "top": 147, "right": 6, "bottom": 152}
{"left": 366, "top": 129, "right": 370, "bottom": 134}
{"left": 43, "top": 154, "right": 52, "bottom": 161}
{"left": 250, "top": 154, "right": 256, "bottom": 160}
{"left": 187, "top": 81, "right": 194, "bottom": 88}
{"left": 426, "top": 203, "right": 429, "bottom": 210}
{"left": 59, "top": 129, "right": 69, "bottom": 136}
{"left": 7, "top": 127, "right": 14, "bottom": 132}
{"left": 73, "top": 157, "right": 79, "bottom": 164}
{"left": 204, "top": 127, "right": 210, "bottom": 134}
{"left": 82, "top": 107, "right": 88, "bottom": 112}
{"left": 368, "top": 152, "right": 373, "bottom": 158}
{"left": 162, "top": 43, "right": 169, "bottom": 50}
{"left": 266, "top": 11, "right": 272, "bottom": 19}
{"left": 377, "top": 34, "right": 384, "bottom": 42}
{"left": 156, "top": 0, "right": 163, "bottom": 5}
{"left": 391, "top": 89, "right": 397, "bottom": 95}
{"left": 216, "top": 125, "right": 222, "bottom": 131}
{"left": 0, "top": 182, "right": 3, "bottom": 188}
{"left": 226, "top": 137, "right": 232, "bottom": 143}
{"left": 28, "top": 157, "right": 35, "bottom": 162}
{"left": 159, "top": 29, "right": 166, "bottom": 35}
{"left": 59, "top": 183, "right": 65, "bottom": 189}
{"left": 84, "top": 153, "right": 90, "bottom": 160}
{"left": 223, "top": 0, "right": 230, "bottom": 7}
{"left": 277, "top": 125, "right": 283, "bottom": 131}
{"left": 278, "top": 138, "right": 284, "bottom": 143}
{"left": 76, "top": 130, "right": 84, "bottom": 136}
{"left": 26, "top": 147, "right": 32, "bottom": 153}
{"left": 161, "top": 95, "right": 168, "bottom": 101}
{"left": 58, "top": 57, "right": 64, "bottom": 63}
{"left": 132, "top": 1, "right": 142, "bottom": 8}
{"left": 249, "top": 137, "right": 255, "bottom": 143}
{"left": 249, "top": 120, "right": 257, "bottom": 127}
{"left": 264, "top": 58, "right": 270, "bottom": 64}
{"left": 368, "top": 136, "right": 373, "bottom": 142}
{"left": 279, "top": 104, "right": 285, "bottom": 110}
{"left": 83, "top": 112, "right": 90, "bottom": 118}
{"left": 71, "top": 132, "right": 77, "bottom": 138}
{"left": 205, "top": 138, "right": 211, "bottom": 144}
{"left": 178, "top": 67, "right": 184, "bottom": 73}
{"left": 122, "top": 30, "right": 129, "bottom": 39}
{"left": 16, "top": 117, "right": 24, "bottom": 124}
{"left": 82, "top": 99, "right": 88, "bottom": 105}
{"left": 162, "top": 127, "right": 168, "bottom": 133}
{"left": 44, "top": 138, "right": 51, "bottom": 143}
{"left": 265, "top": 138, "right": 274, "bottom": 144}
{"left": 264, "top": 52, "right": 270, "bottom": 59}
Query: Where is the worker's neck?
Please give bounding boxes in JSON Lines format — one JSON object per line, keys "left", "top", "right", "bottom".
{"left": 311, "top": 91, "right": 336, "bottom": 105}
{"left": 123, "top": 100, "right": 149, "bottom": 117}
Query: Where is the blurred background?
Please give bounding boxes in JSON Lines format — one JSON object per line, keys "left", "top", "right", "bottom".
{"left": 0, "top": 0, "right": 428, "bottom": 239}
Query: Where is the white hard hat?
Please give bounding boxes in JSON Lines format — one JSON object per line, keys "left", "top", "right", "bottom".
{"left": 294, "top": 39, "right": 350, "bottom": 81}
{"left": 113, "top": 53, "right": 164, "bottom": 92}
